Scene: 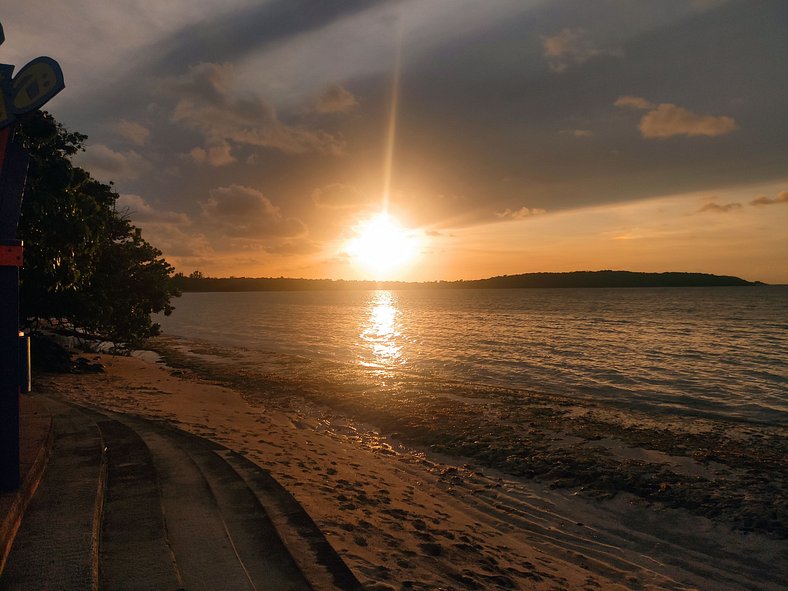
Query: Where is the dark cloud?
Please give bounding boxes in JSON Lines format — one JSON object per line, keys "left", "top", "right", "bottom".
{"left": 542, "top": 27, "right": 623, "bottom": 72}
{"left": 312, "top": 83, "right": 359, "bottom": 114}
{"left": 168, "top": 62, "right": 345, "bottom": 156}
{"left": 201, "top": 184, "right": 307, "bottom": 239}
{"left": 113, "top": 196, "right": 212, "bottom": 265}
{"left": 142, "top": 226, "right": 213, "bottom": 260}
{"left": 52, "top": 1, "right": 388, "bottom": 154}
{"left": 698, "top": 201, "right": 742, "bottom": 213}
{"left": 116, "top": 120, "right": 150, "bottom": 146}
{"left": 117, "top": 194, "right": 190, "bottom": 225}
{"left": 74, "top": 144, "right": 150, "bottom": 182}
{"left": 202, "top": 185, "right": 280, "bottom": 218}
{"left": 188, "top": 142, "right": 236, "bottom": 167}
{"left": 377, "top": 0, "right": 787, "bottom": 219}
{"left": 750, "top": 191, "right": 788, "bottom": 206}
{"left": 36, "top": 0, "right": 788, "bottom": 258}
{"left": 147, "top": 0, "right": 393, "bottom": 76}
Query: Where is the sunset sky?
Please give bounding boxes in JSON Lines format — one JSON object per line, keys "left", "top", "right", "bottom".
{"left": 5, "top": 0, "right": 787, "bottom": 282}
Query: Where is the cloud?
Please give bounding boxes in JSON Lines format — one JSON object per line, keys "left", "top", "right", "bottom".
{"left": 312, "top": 83, "right": 359, "bottom": 114}
{"left": 312, "top": 183, "right": 370, "bottom": 209}
{"left": 202, "top": 185, "right": 279, "bottom": 218}
{"left": 496, "top": 206, "right": 546, "bottom": 220}
{"left": 168, "top": 62, "right": 344, "bottom": 156}
{"left": 639, "top": 104, "right": 737, "bottom": 139}
{"left": 614, "top": 96, "right": 654, "bottom": 110}
{"left": 542, "top": 28, "right": 622, "bottom": 72}
{"left": 147, "top": 0, "right": 388, "bottom": 78}
{"left": 750, "top": 191, "right": 788, "bottom": 206}
{"left": 116, "top": 120, "right": 150, "bottom": 146}
{"left": 75, "top": 144, "right": 150, "bottom": 181}
{"left": 10, "top": 0, "right": 783, "bottom": 282}
{"left": 117, "top": 194, "right": 191, "bottom": 225}
{"left": 264, "top": 240, "right": 322, "bottom": 256}
{"left": 560, "top": 129, "right": 593, "bottom": 137}
{"left": 189, "top": 141, "right": 236, "bottom": 167}
{"left": 615, "top": 96, "right": 737, "bottom": 139}
{"left": 201, "top": 184, "right": 307, "bottom": 238}
{"left": 698, "top": 201, "right": 742, "bottom": 213}
{"left": 113, "top": 195, "right": 208, "bottom": 264}
{"left": 143, "top": 224, "right": 214, "bottom": 260}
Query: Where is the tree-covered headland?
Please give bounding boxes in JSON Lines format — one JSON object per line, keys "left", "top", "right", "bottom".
{"left": 16, "top": 111, "right": 179, "bottom": 348}
{"left": 172, "top": 270, "right": 759, "bottom": 292}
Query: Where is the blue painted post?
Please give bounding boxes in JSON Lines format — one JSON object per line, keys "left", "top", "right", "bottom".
{"left": 0, "top": 240, "right": 21, "bottom": 491}
{"left": 0, "top": 20, "right": 64, "bottom": 491}
{"left": 0, "top": 126, "right": 25, "bottom": 492}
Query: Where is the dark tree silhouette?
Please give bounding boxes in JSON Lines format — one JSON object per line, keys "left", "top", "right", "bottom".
{"left": 16, "top": 111, "right": 179, "bottom": 346}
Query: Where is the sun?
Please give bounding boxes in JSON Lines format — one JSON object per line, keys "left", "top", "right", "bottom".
{"left": 345, "top": 213, "right": 422, "bottom": 278}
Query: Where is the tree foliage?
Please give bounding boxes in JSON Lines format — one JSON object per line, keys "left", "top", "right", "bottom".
{"left": 16, "top": 111, "right": 179, "bottom": 346}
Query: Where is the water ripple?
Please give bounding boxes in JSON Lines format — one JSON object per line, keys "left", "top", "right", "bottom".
{"left": 159, "top": 287, "right": 788, "bottom": 425}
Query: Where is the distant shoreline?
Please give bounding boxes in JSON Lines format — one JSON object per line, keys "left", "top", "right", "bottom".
{"left": 171, "top": 270, "right": 762, "bottom": 293}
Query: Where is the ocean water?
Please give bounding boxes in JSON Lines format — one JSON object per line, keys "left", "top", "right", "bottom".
{"left": 157, "top": 287, "right": 788, "bottom": 426}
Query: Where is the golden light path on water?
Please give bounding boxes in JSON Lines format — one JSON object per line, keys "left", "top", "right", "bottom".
{"left": 359, "top": 291, "right": 403, "bottom": 371}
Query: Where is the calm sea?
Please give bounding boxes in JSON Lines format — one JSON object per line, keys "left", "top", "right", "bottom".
{"left": 157, "top": 287, "right": 788, "bottom": 426}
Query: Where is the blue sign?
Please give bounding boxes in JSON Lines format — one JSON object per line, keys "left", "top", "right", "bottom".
{"left": 0, "top": 21, "right": 65, "bottom": 129}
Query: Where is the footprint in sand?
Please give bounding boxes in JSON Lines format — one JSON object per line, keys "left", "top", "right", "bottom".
{"left": 417, "top": 542, "right": 442, "bottom": 556}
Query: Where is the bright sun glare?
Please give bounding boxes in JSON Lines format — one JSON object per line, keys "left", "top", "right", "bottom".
{"left": 345, "top": 213, "right": 421, "bottom": 278}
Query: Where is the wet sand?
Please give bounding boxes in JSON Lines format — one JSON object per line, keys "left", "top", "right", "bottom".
{"left": 36, "top": 336, "right": 786, "bottom": 590}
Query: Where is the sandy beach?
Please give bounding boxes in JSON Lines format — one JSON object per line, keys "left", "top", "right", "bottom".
{"left": 35, "top": 337, "right": 786, "bottom": 591}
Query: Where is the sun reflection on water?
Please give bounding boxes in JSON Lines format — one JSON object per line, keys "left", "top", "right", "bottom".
{"left": 360, "top": 291, "right": 403, "bottom": 369}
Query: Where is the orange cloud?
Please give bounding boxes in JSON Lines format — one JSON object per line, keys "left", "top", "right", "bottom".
{"left": 201, "top": 184, "right": 307, "bottom": 239}
{"left": 613, "top": 96, "right": 654, "bottom": 110}
{"left": 116, "top": 119, "right": 150, "bottom": 146}
{"left": 496, "top": 206, "right": 546, "bottom": 220}
{"left": 542, "top": 28, "right": 622, "bottom": 72}
{"left": 639, "top": 104, "right": 737, "bottom": 138}
{"left": 312, "top": 83, "right": 359, "bottom": 114}
{"left": 698, "top": 201, "right": 742, "bottom": 213}
{"left": 615, "top": 96, "right": 737, "bottom": 139}
{"left": 189, "top": 141, "right": 236, "bottom": 167}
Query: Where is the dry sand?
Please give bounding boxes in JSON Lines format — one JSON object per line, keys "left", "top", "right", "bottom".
{"left": 36, "top": 346, "right": 785, "bottom": 591}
